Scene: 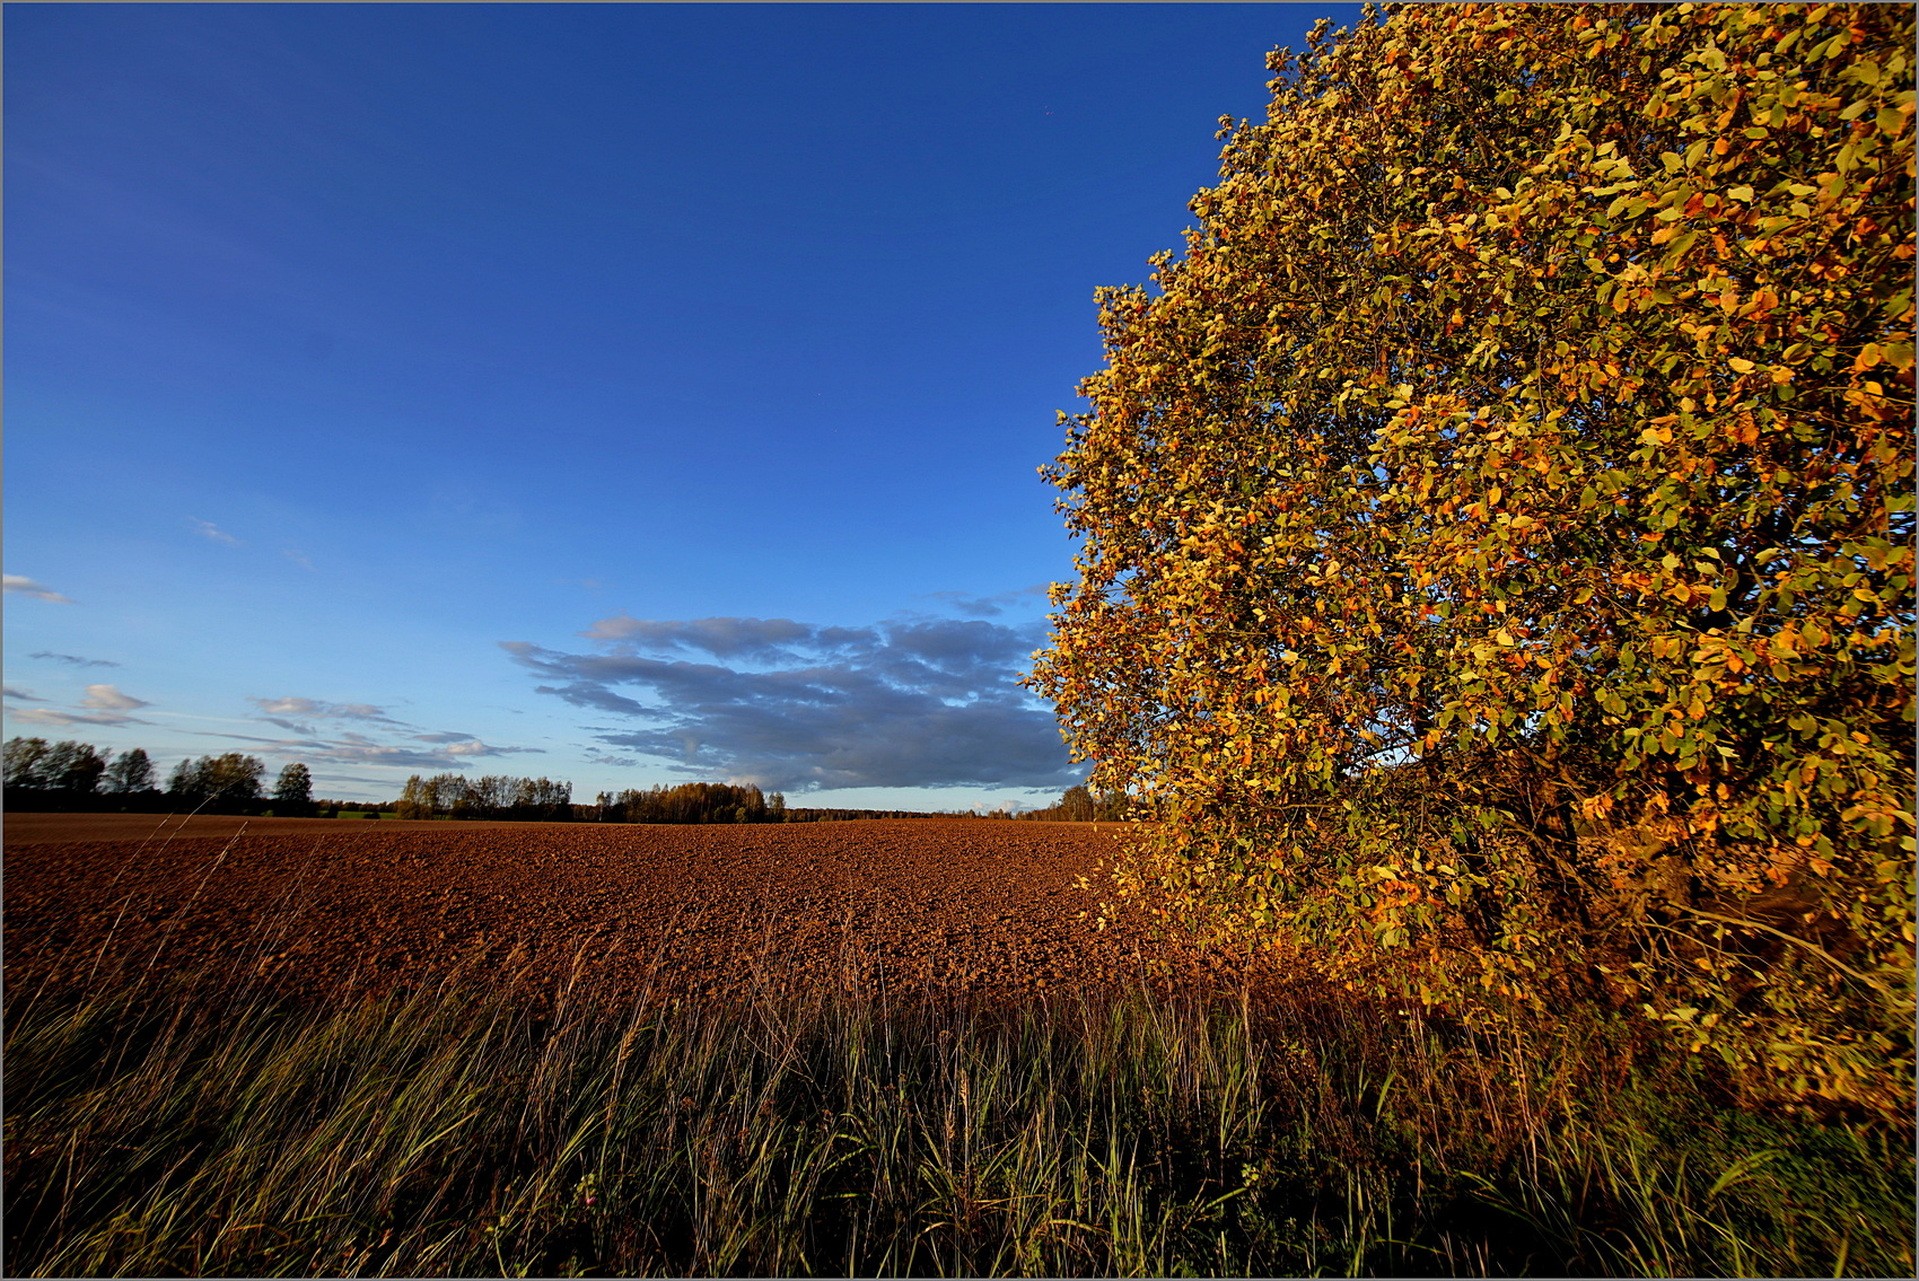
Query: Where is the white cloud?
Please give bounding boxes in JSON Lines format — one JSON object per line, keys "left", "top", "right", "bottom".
{"left": 284, "top": 549, "right": 316, "bottom": 571}
{"left": 250, "top": 696, "right": 393, "bottom": 722}
{"left": 190, "top": 518, "right": 240, "bottom": 546}
{"left": 5, "top": 684, "right": 152, "bottom": 728}
{"left": 11, "top": 707, "right": 150, "bottom": 728}
{"left": 253, "top": 696, "right": 325, "bottom": 717}
{"left": 218, "top": 696, "right": 537, "bottom": 773}
{"left": 3, "top": 575, "right": 74, "bottom": 603}
{"left": 207, "top": 726, "right": 536, "bottom": 771}
{"left": 82, "top": 684, "right": 153, "bottom": 711}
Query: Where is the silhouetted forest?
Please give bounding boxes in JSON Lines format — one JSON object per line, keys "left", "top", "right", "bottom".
{"left": 6, "top": 737, "right": 1131, "bottom": 826}
{"left": 3, "top": 738, "right": 320, "bottom": 815}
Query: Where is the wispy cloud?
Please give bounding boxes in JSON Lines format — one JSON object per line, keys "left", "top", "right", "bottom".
{"left": 4, "top": 683, "right": 154, "bottom": 728}
{"left": 11, "top": 707, "right": 152, "bottom": 729}
{"left": 503, "top": 611, "right": 1078, "bottom": 793}
{"left": 81, "top": 684, "right": 152, "bottom": 712}
{"left": 413, "top": 730, "right": 486, "bottom": 744}
{"left": 30, "top": 651, "right": 119, "bottom": 668}
{"left": 283, "top": 549, "right": 316, "bottom": 571}
{"left": 249, "top": 696, "right": 398, "bottom": 725}
{"left": 922, "top": 585, "right": 1051, "bottom": 618}
{"left": 203, "top": 727, "right": 536, "bottom": 771}
{"left": 190, "top": 518, "right": 240, "bottom": 546}
{"left": 311, "top": 732, "right": 529, "bottom": 769}
{"left": 4, "top": 575, "right": 74, "bottom": 603}
{"left": 219, "top": 695, "right": 539, "bottom": 772}
{"left": 4, "top": 686, "right": 47, "bottom": 702}
{"left": 578, "top": 613, "right": 826, "bottom": 656}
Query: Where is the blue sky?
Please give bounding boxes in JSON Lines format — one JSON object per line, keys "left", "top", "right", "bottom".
{"left": 4, "top": 2, "right": 1355, "bottom": 807}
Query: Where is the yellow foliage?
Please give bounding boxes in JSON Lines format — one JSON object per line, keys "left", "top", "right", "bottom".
{"left": 1030, "top": 3, "right": 1914, "bottom": 1120}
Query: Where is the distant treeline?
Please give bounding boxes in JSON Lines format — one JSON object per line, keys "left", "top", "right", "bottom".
{"left": 595, "top": 782, "right": 780, "bottom": 824}
{"left": 1012, "top": 785, "right": 1132, "bottom": 822}
{"left": 3, "top": 738, "right": 319, "bottom": 816}
{"left": 5, "top": 736, "right": 1133, "bottom": 827}
{"left": 396, "top": 774, "right": 575, "bottom": 821}
{"left": 400, "top": 777, "right": 942, "bottom": 824}
{"left": 593, "top": 784, "right": 936, "bottom": 824}
{"left": 782, "top": 806, "right": 940, "bottom": 822}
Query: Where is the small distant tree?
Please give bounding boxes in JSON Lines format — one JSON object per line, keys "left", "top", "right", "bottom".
{"left": 273, "top": 762, "right": 313, "bottom": 815}
{"left": 396, "top": 774, "right": 435, "bottom": 819}
{"left": 103, "top": 748, "right": 155, "bottom": 795}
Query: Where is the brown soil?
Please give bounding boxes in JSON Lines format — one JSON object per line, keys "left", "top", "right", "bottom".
{"left": 4, "top": 814, "right": 1251, "bottom": 1007}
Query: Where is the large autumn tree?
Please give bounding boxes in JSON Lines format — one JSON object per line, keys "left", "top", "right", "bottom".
{"left": 1030, "top": 3, "right": 1913, "bottom": 1116}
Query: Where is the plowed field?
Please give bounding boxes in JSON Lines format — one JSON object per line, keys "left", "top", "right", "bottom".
{"left": 4, "top": 814, "right": 1252, "bottom": 1006}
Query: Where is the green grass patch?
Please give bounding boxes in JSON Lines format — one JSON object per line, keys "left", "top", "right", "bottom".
{"left": 4, "top": 961, "right": 1910, "bottom": 1277}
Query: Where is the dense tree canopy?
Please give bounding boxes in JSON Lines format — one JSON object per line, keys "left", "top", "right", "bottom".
{"left": 3, "top": 738, "right": 102, "bottom": 793}
{"left": 273, "top": 762, "right": 314, "bottom": 813}
{"left": 3, "top": 736, "right": 52, "bottom": 789}
{"left": 396, "top": 773, "right": 574, "bottom": 821}
{"left": 4, "top": 739, "right": 296, "bottom": 813}
{"left": 169, "top": 753, "right": 267, "bottom": 809}
{"left": 1030, "top": 3, "right": 1913, "bottom": 1116}
{"left": 601, "top": 782, "right": 775, "bottom": 825}
{"left": 104, "top": 748, "right": 155, "bottom": 795}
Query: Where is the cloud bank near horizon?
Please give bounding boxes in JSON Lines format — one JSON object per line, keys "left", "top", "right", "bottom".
{"left": 211, "top": 693, "right": 543, "bottom": 773}
{"left": 6, "top": 683, "right": 155, "bottom": 729}
{"left": 503, "top": 613, "right": 1078, "bottom": 794}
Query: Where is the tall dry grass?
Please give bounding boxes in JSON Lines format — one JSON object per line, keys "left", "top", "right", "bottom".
{"left": 6, "top": 927, "right": 1910, "bottom": 1277}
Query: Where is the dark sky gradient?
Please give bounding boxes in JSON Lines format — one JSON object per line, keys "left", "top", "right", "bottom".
{"left": 4, "top": 2, "right": 1359, "bottom": 805}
